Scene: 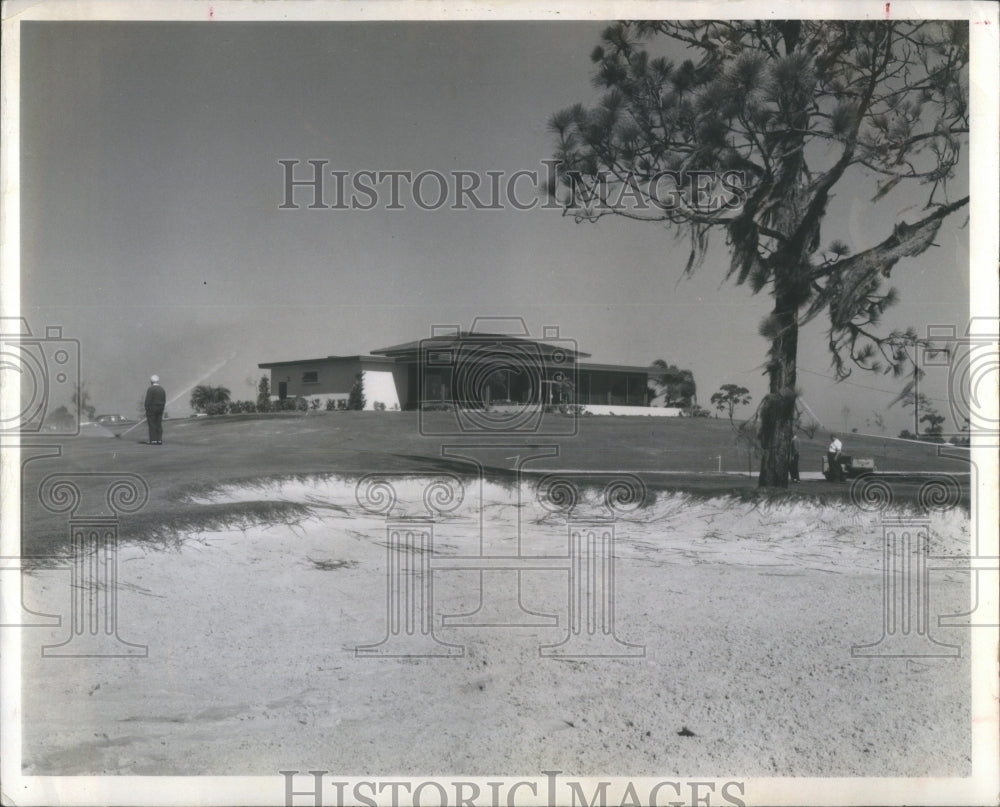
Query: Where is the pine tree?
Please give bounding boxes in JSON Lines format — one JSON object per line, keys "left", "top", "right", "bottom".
{"left": 550, "top": 21, "right": 968, "bottom": 486}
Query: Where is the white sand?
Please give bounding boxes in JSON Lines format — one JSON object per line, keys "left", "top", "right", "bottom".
{"left": 21, "top": 476, "right": 972, "bottom": 777}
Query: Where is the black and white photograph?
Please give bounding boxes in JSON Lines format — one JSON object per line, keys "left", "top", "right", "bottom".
{"left": 1, "top": 1, "right": 997, "bottom": 805}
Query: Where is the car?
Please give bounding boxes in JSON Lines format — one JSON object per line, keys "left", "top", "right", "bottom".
{"left": 95, "top": 414, "right": 136, "bottom": 425}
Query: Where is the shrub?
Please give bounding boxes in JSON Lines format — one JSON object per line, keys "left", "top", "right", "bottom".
{"left": 337, "top": 399, "right": 348, "bottom": 411}
{"left": 348, "top": 374, "right": 366, "bottom": 410}
{"left": 45, "top": 405, "right": 76, "bottom": 431}
{"left": 373, "top": 401, "right": 386, "bottom": 411}
{"left": 295, "top": 396, "right": 309, "bottom": 412}
{"left": 325, "top": 398, "right": 338, "bottom": 411}
{"left": 256, "top": 376, "right": 271, "bottom": 412}
{"left": 191, "top": 385, "right": 232, "bottom": 414}
{"left": 309, "top": 398, "right": 321, "bottom": 410}
{"left": 684, "top": 404, "right": 711, "bottom": 418}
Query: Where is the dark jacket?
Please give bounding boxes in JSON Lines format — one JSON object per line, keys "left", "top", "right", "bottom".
{"left": 144, "top": 384, "right": 166, "bottom": 412}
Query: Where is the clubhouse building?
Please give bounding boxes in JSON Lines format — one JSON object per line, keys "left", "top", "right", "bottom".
{"left": 259, "top": 329, "right": 691, "bottom": 416}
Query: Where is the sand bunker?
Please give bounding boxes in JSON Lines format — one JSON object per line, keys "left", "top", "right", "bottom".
{"left": 21, "top": 475, "right": 972, "bottom": 777}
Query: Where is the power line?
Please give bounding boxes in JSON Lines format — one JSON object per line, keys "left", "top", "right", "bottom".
{"left": 795, "top": 366, "right": 951, "bottom": 404}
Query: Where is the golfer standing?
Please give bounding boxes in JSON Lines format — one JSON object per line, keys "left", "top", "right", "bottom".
{"left": 144, "top": 375, "right": 166, "bottom": 445}
{"left": 827, "top": 433, "right": 843, "bottom": 482}
{"left": 789, "top": 434, "right": 800, "bottom": 483}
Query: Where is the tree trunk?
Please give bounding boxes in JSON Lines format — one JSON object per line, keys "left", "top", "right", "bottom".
{"left": 758, "top": 283, "right": 799, "bottom": 488}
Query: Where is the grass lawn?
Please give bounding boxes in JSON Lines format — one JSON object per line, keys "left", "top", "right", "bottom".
{"left": 20, "top": 411, "right": 971, "bottom": 554}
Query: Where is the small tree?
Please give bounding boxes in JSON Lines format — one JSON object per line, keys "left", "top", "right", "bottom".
{"left": 735, "top": 418, "right": 760, "bottom": 478}
{"left": 347, "top": 373, "right": 366, "bottom": 411}
{"left": 190, "top": 385, "right": 231, "bottom": 414}
{"left": 649, "top": 360, "right": 697, "bottom": 407}
{"left": 871, "top": 410, "right": 886, "bottom": 434}
{"left": 919, "top": 408, "right": 946, "bottom": 442}
{"left": 72, "top": 383, "right": 97, "bottom": 422}
{"left": 256, "top": 375, "right": 271, "bottom": 413}
{"left": 46, "top": 404, "right": 76, "bottom": 431}
{"left": 710, "top": 384, "right": 752, "bottom": 424}
{"left": 952, "top": 418, "right": 971, "bottom": 447}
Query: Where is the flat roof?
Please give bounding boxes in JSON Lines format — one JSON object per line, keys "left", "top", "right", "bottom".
{"left": 578, "top": 362, "right": 660, "bottom": 375}
{"left": 260, "top": 355, "right": 661, "bottom": 375}
{"left": 372, "top": 331, "right": 591, "bottom": 359}
{"left": 258, "top": 355, "right": 396, "bottom": 369}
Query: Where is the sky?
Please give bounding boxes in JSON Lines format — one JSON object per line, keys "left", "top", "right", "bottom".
{"left": 18, "top": 19, "right": 971, "bottom": 434}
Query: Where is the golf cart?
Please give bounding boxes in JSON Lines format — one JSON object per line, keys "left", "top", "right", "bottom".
{"left": 822, "top": 454, "right": 877, "bottom": 480}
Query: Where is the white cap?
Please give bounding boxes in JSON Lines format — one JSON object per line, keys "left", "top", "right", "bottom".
{"left": 150, "top": 375, "right": 159, "bottom": 383}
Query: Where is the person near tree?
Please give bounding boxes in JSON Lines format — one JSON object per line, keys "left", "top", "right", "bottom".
{"left": 827, "top": 434, "right": 843, "bottom": 482}
{"left": 789, "top": 434, "right": 801, "bottom": 483}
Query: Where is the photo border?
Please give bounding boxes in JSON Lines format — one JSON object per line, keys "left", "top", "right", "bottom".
{"left": 2, "top": 1, "right": 996, "bottom": 805}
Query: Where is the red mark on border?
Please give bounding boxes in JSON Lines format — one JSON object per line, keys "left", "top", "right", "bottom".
{"left": 209, "top": 6, "right": 214, "bottom": 19}
{"left": 884, "top": 2, "right": 890, "bottom": 17}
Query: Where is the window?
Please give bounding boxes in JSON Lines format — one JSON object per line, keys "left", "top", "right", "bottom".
{"left": 302, "top": 371, "right": 319, "bottom": 384}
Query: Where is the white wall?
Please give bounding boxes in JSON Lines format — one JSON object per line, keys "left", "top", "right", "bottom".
{"left": 268, "top": 358, "right": 361, "bottom": 399}
{"left": 582, "top": 405, "right": 684, "bottom": 417}
{"left": 361, "top": 368, "right": 402, "bottom": 410}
